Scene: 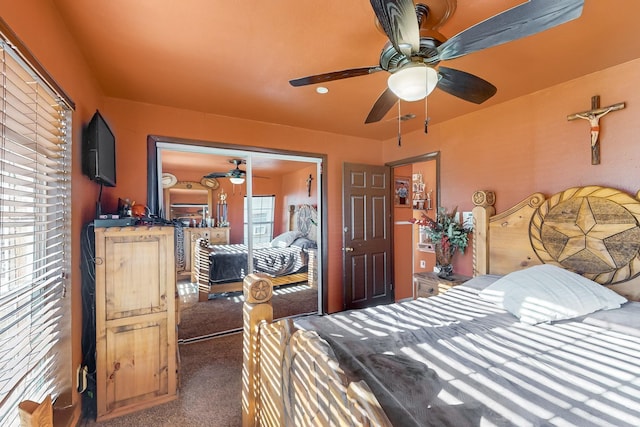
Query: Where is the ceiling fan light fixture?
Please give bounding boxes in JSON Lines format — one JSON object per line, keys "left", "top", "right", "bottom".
{"left": 229, "top": 176, "right": 245, "bottom": 185}
{"left": 387, "top": 63, "right": 438, "bottom": 102}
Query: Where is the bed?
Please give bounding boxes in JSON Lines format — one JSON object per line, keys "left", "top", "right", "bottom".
{"left": 241, "top": 186, "right": 640, "bottom": 426}
{"left": 194, "top": 204, "right": 317, "bottom": 301}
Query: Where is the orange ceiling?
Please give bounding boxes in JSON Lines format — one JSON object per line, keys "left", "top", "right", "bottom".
{"left": 52, "top": 0, "right": 640, "bottom": 141}
{"left": 161, "top": 150, "right": 316, "bottom": 178}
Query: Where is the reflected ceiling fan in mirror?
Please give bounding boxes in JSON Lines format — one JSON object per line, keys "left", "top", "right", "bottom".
{"left": 204, "top": 159, "right": 248, "bottom": 184}
{"left": 203, "top": 159, "right": 270, "bottom": 185}
{"left": 289, "top": 0, "right": 585, "bottom": 124}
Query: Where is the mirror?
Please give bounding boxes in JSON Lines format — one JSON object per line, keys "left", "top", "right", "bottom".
{"left": 147, "top": 135, "right": 328, "bottom": 317}
{"left": 163, "top": 181, "right": 215, "bottom": 227}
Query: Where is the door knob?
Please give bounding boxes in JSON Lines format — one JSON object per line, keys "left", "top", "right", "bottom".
{"left": 343, "top": 247, "right": 354, "bottom": 252}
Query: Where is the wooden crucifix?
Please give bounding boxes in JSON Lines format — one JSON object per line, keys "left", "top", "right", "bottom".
{"left": 306, "top": 174, "right": 313, "bottom": 197}
{"left": 567, "top": 95, "right": 625, "bottom": 165}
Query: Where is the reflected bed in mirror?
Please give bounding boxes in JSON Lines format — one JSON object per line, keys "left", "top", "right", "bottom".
{"left": 193, "top": 204, "right": 318, "bottom": 301}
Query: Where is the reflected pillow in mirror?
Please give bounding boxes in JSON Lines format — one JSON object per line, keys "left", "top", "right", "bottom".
{"left": 290, "top": 237, "right": 317, "bottom": 250}
{"left": 270, "top": 231, "right": 302, "bottom": 248}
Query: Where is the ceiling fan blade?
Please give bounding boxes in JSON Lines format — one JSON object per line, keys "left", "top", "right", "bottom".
{"left": 369, "top": 0, "right": 420, "bottom": 57}
{"left": 438, "top": 0, "right": 584, "bottom": 61}
{"left": 437, "top": 66, "right": 497, "bottom": 104}
{"left": 289, "top": 66, "right": 383, "bottom": 87}
{"left": 365, "top": 87, "right": 398, "bottom": 124}
{"left": 203, "top": 172, "right": 228, "bottom": 178}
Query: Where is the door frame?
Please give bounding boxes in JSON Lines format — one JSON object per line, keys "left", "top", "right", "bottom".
{"left": 385, "top": 151, "right": 441, "bottom": 212}
{"left": 386, "top": 151, "right": 440, "bottom": 298}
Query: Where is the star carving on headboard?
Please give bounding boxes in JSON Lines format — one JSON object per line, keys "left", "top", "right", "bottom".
{"left": 541, "top": 198, "right": 637, "bottom": 269}
{"left": 530, "top": 187, "right": 640, "bottom": 284}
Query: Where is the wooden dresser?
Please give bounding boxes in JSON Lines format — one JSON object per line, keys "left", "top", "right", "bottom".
{"left": 413, "top": 272, "right": 471, "bottom": 299}
{"left": 182, "top": 227, "right": 230, "bottom": 282}
{"left": 94, "top": 226, "right": 177, "bottom": 421}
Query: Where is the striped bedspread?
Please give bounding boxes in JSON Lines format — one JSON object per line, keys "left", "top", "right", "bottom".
{"left": 296, "top": 276, "right": 640, "bottom": 426}
{"left": 208, "top": 244, "right": 307, "bottom": 284}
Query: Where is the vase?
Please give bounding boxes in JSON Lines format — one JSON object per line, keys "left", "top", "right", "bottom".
{"left": 434, "top": 242, "right": 455, "bottom": 278}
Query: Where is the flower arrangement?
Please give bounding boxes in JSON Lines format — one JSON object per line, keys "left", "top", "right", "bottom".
{"left": 410, "top": 207, "right": 473, "bottom": 276}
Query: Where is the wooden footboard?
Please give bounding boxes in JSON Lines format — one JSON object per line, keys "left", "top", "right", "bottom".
{"left": 241, "top": 274, "right": 392, "bottom": 426}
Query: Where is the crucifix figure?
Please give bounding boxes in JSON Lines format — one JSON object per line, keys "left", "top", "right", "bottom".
{"left": 306, "top": 174, "right": 313, "bottom": 197}
{"left": 567, "top": 95, "right": 625, "bottom": 165}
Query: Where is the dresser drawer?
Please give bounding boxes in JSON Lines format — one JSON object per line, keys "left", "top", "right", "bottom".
{"left": 414, "top": 276, "right": 438, "bottom": 298}
{"left": 209, "top": 228, "right": 230, "bottom": 244}
{"left": 413, "top": 272, "right": 471, "bottom": 299}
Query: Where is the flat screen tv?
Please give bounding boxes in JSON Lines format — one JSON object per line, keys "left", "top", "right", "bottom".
{"left": 83, "top": 110, "right": 116, "bottom": 187}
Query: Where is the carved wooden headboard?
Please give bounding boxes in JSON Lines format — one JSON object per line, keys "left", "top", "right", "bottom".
{"left": 472, "top": 186, "right": 640, "bottom": 300}
{"left": 288, "top": 204, "right": 318, "bottom": 241}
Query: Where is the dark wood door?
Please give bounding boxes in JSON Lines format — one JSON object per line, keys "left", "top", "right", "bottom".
{"left": 343, "top": 163, "right": 394, "bottom": 310}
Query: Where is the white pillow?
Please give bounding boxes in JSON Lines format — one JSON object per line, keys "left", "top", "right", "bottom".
{"left": 270, "top": 231, "right": 302, "bottom": 248}
{"left": 478, "top": 264, "right": 627, "bottom": 325}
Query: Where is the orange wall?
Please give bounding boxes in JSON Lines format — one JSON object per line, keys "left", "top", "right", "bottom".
{"left": 383, "top": 58, "right": 640, "bottom": 277}
{"left": 281, "top": 164, "right": 318, "bottom": 205}
{"left": 98, "top": 98, "right": 383, "bottom": 312}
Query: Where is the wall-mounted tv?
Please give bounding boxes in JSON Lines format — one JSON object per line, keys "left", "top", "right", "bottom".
{"left": 83, "top": 110, "right": 116, "bottom": 187}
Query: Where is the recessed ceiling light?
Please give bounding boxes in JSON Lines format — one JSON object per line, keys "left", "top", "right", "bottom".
{"left": 316, "top": 87, "right": 329, "bottom": 94}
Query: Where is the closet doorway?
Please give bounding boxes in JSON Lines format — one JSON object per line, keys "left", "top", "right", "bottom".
{"left": 147, "top": 136, "right": 327, "bottom": 339}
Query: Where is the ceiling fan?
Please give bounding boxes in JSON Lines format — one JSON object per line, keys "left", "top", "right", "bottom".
{"left": 204, "top": 159, "right": 248, "bottom": 184}
{"left": 204, "top": 159, "right": 269, "bottom": 184}
{"left": 289, "top": 0, "right": 585, "bottom": 124}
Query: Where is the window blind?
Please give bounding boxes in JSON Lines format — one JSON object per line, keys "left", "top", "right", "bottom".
{"left": 0, "top": 34, "right": 72, "bottom": 426}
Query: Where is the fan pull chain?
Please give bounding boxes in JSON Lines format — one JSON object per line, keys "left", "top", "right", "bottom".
{"left": 397, "top": 101, "right": 402, "bottom": 147}
{"left": 424, "top": 97, "right": 430, "bottom": 134}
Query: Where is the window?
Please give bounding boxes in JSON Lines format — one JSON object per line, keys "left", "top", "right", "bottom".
{"left": 244, "top": 195, "right": 275, "bottom": 246}
{"left": 0, "top": 23, "right": 73, "bottom": 426}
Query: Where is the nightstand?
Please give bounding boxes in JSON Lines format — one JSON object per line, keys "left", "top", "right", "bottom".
{"left": 413, "top": 272, "right": 471, "bottom": 299}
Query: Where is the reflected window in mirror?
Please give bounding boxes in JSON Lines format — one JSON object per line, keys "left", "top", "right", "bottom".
{"left": 244, "top": 195, "right": 275, "bottom": 246}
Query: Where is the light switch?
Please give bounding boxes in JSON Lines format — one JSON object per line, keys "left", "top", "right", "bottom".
{"left": 420, "top": 260, "right": 426, "bottom": 268}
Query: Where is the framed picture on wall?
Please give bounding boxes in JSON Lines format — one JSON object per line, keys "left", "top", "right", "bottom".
{"left": 394, "top": 176, "right": 411, "bottom": 207}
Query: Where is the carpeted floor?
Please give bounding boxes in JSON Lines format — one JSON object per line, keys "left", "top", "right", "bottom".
{"left": 79, "top": 333, "right": 243, "bottom": 427}
{"left": 178, "top": 282, "right": 318, "bottom": 341}
{"left": 77, "top": 282, "right": 318, "bottom": 426}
